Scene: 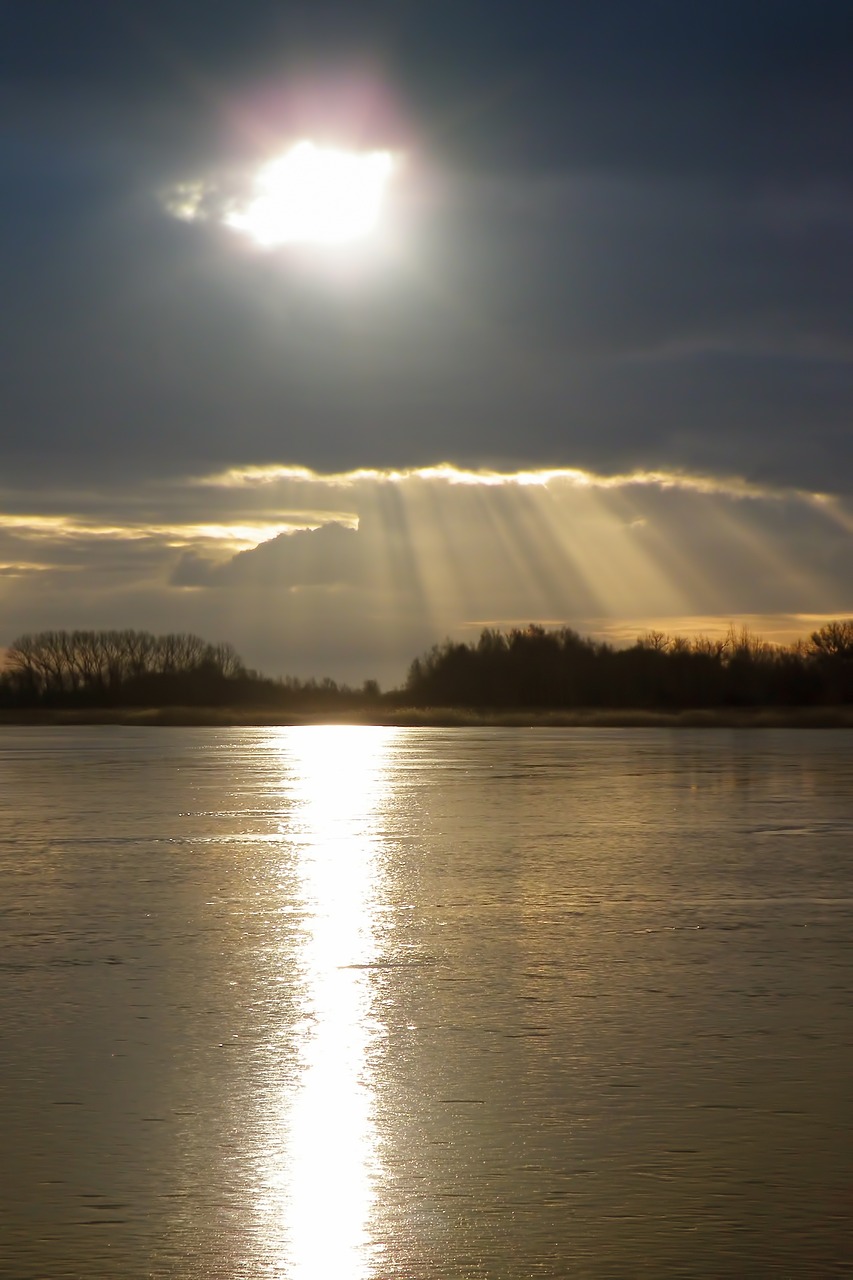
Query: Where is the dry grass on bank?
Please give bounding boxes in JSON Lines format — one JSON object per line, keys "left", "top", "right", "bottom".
{"left": 1, "top": 705, "right": 853, "bottom": 729}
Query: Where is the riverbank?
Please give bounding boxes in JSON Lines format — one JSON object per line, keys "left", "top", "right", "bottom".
{"left": 2, "top": 705, "right": 852, "bottom": 728}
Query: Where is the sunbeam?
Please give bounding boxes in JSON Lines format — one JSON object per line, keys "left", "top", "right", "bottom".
{"left": 2, "top": 464, "right": 849, "bottom": 687}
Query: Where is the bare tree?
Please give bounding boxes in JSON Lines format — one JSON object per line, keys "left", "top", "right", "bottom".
{"left": 808, "top": 620, "right": 853, "bottom": 659}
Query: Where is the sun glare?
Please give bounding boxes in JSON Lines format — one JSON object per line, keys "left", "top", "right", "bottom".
{"left": 250, "top": 728, "right": 396, "bottom": 1278}
{"left": 226, "top": 141, "right": 394, "bottom": 248}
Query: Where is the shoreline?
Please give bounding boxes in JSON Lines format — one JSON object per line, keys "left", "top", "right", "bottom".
{"left": 1, "top": 705, "right": 852, "bottom": 729}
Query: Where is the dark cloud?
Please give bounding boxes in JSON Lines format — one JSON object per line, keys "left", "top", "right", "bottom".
{"left": 3, "top": 163, "right": 850, "bottom": 491}
{"left": 6, "top": 3, "right": 852, "bottom": 178}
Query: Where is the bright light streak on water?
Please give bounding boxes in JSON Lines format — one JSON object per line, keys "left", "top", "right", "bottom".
{"left": 251, "top": 728, "right": 394, "bottom": 1279}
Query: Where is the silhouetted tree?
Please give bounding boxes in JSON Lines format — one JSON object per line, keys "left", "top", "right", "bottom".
{"left": 4, "top": 618, "right": 853, "bottom": 713}
{"left": 403, "top": 621, "right": 853, "bottom": 709}
{"left": 1, "top": 629, "right": 249, "bottom": 708}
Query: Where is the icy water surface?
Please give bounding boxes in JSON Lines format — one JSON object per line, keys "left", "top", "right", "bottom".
{"left": 1, "top": 726, "right": 852, "bottom": 1278}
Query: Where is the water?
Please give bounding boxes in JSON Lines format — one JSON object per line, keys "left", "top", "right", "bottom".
{"left": 1, "top": 726, "right": 851, "bottom": 1278}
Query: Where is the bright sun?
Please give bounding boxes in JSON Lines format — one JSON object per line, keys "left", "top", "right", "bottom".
{"left": 226, "top": 140, "right": 394, "bottom": 248}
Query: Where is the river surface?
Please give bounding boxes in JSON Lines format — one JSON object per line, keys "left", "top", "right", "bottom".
{"left": 1, "top": 726, "right": 852, "bottom": 1278}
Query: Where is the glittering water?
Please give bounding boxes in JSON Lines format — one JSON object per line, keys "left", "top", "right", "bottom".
{"left": 1, "top": 726, "right": 851, "bottom": 1278}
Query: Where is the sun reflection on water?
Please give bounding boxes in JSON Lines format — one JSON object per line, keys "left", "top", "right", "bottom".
{"left": 253, "top": 727, "right": 396, "bottom": 1279}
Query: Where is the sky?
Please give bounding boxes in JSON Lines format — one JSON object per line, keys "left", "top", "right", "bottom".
{"left": 2, "top": 0, "right": 851, "bottom": 686}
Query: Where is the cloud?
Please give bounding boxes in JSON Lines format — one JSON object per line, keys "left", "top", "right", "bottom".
{"left": 5, "top": 3, "right": 851, "bottom": 180}
{"left": 160, "top": 179, "right": 225, "bottom": 225}
{"left": 171, "top": 521, "right": 365, "bottom": 587}
{"left": 3, "top": 158, "right": 851, "bottom": 494}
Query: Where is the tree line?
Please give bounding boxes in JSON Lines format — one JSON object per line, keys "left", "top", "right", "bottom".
{"left": 1, "top": 621, "right": 852, "bottom": 711}
{"left": 403, "top": 621, "right": 853, "bottom": 709}
{"left": 1, "top": 630, "right": 247, "bottom": 707}
{"left": 0, "top": 628, "right": 380, "bottom": 710}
